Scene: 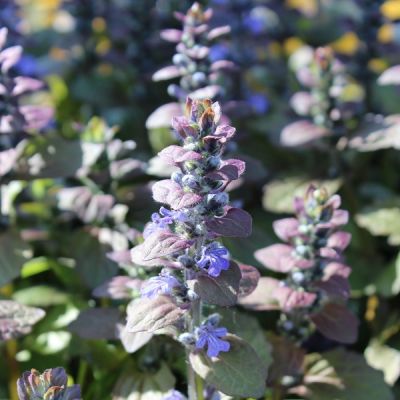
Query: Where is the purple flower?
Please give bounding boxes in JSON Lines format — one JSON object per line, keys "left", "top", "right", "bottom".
{"left": 141, "top": 270, "right": 181, "bottom": 299}
{"left": 197, "top": 242, "right": 230, "bottom": 277}
{"left": 195, "top": 321, "right": 230, "bottom": 357}
{"left": 143, "top": 207, "right": 186, "bottom": 238}
{"left": 247, "top": 93, "right": 269, "bottom": 114}
{"left": 163, "top": 390, "right": 188, "bottom": 400}
{"left": 209, "top": 43, "right": 230, "bottom": 63}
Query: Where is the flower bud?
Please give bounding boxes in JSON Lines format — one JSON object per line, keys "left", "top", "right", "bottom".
{"left": 171, "top": 171, "right": 183, "bottom": 183}
{"left": 182, "top": 174, "right": 200, "bottom": 190}
{"left": 205, "top": 313, "right": 221, "bottom": 327}
{"left": 187, "top": 289, "right": 199, "bottom": 302}
{"left": 179, "top": 332, "right": 196, "bottom": 346}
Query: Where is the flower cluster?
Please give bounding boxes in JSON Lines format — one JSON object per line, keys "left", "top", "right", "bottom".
{"left": 129, "top": 98, "right": 253, "bottom": 359}
{"left": 248, "top": 186, "right": 358, "bottom": 344}
{"left": 17, "top": 368, "right": 81, "bottom": 400}
{"left": 153, "top": 2, "right": 233, "bottom": 102}
{"left": 0, "top": 27, "right": 53, "bottom": 177}
{"left": 282, "top": 46, "right": 365, "bottom": 147}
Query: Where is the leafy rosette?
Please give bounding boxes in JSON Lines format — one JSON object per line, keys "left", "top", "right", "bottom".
{"left": 243, "top": 185, "right": 358, "bottom": 344}
{"left": 146, "top": 2, "right": 233, "bottom": 132}
{"left": 17, "top": 368, "right": 81, "bottom": 400}
{"left": 0, "top": 27, "right": 53, "bottom": 178}
{"left": 0, "top": 300, "right": 45, "bottom": 341}
{"left": 282, "top": 46, "right": 365, "bottom": 148}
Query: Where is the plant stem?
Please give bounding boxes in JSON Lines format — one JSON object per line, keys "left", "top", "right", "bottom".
{"left": 6, "top": 339, "right": 19, "bottom": 400}
{"left": 272, "top": 386, "right": 282, "bottom": 400}
{"left": 186, "top": 298, "right": 204, "bottom": 400}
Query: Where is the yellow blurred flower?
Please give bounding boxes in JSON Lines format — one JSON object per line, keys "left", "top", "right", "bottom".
{"left": 331, "top": 32, "right": 360, "bottom": 55}
{"left": 286, "top": 0, "right": 317, "bottom": 17}
{"left": 378, "top": 24, "right": 394, "bottom": 43}
{"left": 381, "top": 0, "right": 400, "bottom": 20}
{"left": 284, "top": 37, "right": 305, "bottom": 56}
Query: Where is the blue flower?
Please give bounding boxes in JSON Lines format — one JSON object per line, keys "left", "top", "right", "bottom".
{"left": 209, "top": 44, "right": 230, "bottom": 63}
{"left": 195, "top": 321, "right": 230, "bottom": 358}
{"left": 247, "top": 93, "right": 269, "bottom": 114}
{"left": 141, "top": 270, "right": 181, "bottom": 299}
{"left": 143, "top": 207, "right": 186, "bottom": 237}
{"left": 197, "top": 242, "right": 230, "bottom": 277}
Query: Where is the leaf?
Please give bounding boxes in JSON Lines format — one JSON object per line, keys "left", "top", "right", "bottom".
{"left": 152, "top": 179, "right": 202, "bottom": 210}
{"left": 188, "top": 261, "right": 241, "bottom": 306}
{"left": 158, "top": 145, "right": 201, "bottom": 166}
{"left": 126, "top": 296, "right": 185, "bottom": 333}
{"left": 146, "top": 103, "right": 182, "bottom": 129}
{"left": 219, "top": 310, "right": 273, "bottom": 363}
{"left": 136, "top": 230, "right": 191, "bottom": 262}
{"left": 355, "top": 207, "right": 400, "bottom": 245}
{"left": 206, "top": 208, "right": 252, "bottom": 237}
{"left": 19, "top": 135, "right": 83, "bottom": 178}
{"left": 0, "top": 300, "right": 45, "bottom": 341}
{"left": 304, "top": 348, "right": 394, "bottom": 400}
{"left": 376, "top": 252, "right": 400, "bottom": 296}
{"left": 69, "top": 308, "right": 120, "bottom": 340}
{"left": 190, "top": 334, "right": 267, "bottom": 398}
{"left": 263, "top": 177, "right": 342, "bottom": 213}
{"left": 152, "top": 65, "right": 182, "bottom": 81}
{"left": 13, "top": 285, "right": 69, "bottom": 307}
{"left": 349, "top": 115, "right": 400, "bottom": 152}
{"left": 237, "top": 263, "right": 260, "bottom": 298}
{"left": 365, "top": 340, "right": 400, "bottom": 385}
{"left": 63, "top": 230, "right": 118, "bottom": 289}
{"left": 112, "top": 363, "right": 175, "bottom": 400}
{"left": 281, "top": 120, "right": 331, "bottom": 147}
{"left": 238, "top": 277, "right": 281, "bottom": 311}
{"left": 0, "top": 231, "right": 32, "bottom": 287}
{"left": 310, "top": 303, "right": 359, "bottom": 344}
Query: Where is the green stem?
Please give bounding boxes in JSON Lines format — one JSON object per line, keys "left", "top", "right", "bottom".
{"left": 6, "top": 339, "right": 19, "bottom": 400}
{"left": 186, "top": 298, "right": 204, "bottom": 400}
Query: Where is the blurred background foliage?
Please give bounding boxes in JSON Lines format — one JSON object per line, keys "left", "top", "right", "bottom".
{"left": 3, "top": 0, "right": 400, "bottom": 399}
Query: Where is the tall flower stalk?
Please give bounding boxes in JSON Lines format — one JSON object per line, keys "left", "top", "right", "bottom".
{"left": 128, "top": 98, "right": 266, "bottom": 400}
{"left": 244, "top": 186, "right": 358, "bottom": 344}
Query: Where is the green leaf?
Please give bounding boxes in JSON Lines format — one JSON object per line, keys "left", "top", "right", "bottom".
{"left": 376, "top": 252, "right": 400, "bottom": 297}
{"left": 355, "top": 207, "right": 400, "bottom": 245}
{"left": 21, "top": 257, "right": 52, "bottom": 278}
{"left": 13, "top": 285, "right": 70, "bottom": 307}
{"left": 304, "top": 348, "right": 394, "bottom": 400}
{"left": 190, "top": 334, "right": 267, "bottom": 398}
{"left": 63, "top": 230, "right": 118, "bottom": 289}
{"left": 262, "top": 176, "right": 342, "bottom": 213}
{"left": 188, "top": 261, "right": 241, "bottom": 306}
{"left": 0, "top": 231, "right": 32, "bottom": 287}
{"left": 365, "top": 340, "right": 400, "bottom": 385}
{"left": 112, "top": 363, "right": 175, "bottom": 400}
{"left": 219, "top": 310, "right": 273, "bottom": 364}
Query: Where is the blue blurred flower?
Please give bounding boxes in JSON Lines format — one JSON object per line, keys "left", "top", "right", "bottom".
{"left": 247, "top": 93, "right": 269, "bottom": 114}
{"left": 163, "top": 390, "right": 187, "bottom": 400}
{"left": 209, "top": 43, "right": 230, "bottom": 63}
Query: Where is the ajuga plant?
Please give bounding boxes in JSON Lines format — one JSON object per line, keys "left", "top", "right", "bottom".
{"left": 0, "top": 26, "right": 53, "bottom": 178}
{"left": 0, "top": 25, "right": 51, "bottom": 342}
{"left": 240, "top": 186, "right": 369, "bottom": 398}
{"left": 128, "top": 98, "right": 268, "bottom": 400}
{"left": 17, "top": 368, "right": 81, "bottom": 400}
{"left": 282, "top": 46, "right": 365, "bottom": 153}
{"left": 146, "top": 2, "right": 233, "bottom": 140}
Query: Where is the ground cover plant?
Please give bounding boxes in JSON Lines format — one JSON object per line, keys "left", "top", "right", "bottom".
{"left": 2, "top": 0, "right": 400, "bottom": 399}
